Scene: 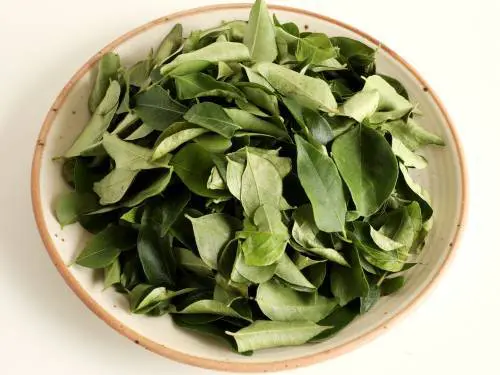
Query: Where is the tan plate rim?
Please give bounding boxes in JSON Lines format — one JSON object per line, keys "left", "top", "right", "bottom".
{"left": 31, "top": 3, "right": 468, "bottom": 372}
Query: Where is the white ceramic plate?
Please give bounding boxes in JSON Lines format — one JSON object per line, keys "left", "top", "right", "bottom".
{"left": 31, "top": 4, "right": 467, "bottom": 372}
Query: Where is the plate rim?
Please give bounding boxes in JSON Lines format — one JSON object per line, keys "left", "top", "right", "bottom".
{"left": 30, "top": 3, "right": 468, "bottom": 372}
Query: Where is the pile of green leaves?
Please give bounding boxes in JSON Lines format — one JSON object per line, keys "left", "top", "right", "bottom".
{"left": 55, "top": 0, "right": 444, "bottom": 353}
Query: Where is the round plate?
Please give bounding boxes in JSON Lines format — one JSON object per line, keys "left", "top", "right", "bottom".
{"left": 31, "top": 4, "right": 467, "bottom": 372}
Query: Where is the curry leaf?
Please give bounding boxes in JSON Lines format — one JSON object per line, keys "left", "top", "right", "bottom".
{"left": 188, "top": 213, "right": 242, "bottom": 269}
{"left": 184, "top": 102, "right": 241, "bottom": 138}
{"left": 332, "top": 124, "right": 398, "bottom": 216}
{"left": 295, "top": 135, "right": 346, "bottom": 232}
{"left": 227, "top": 320, "right": 330, "bottom": 352}
{"left": 244, "top": 0, "right": 277, "bottom": 62}
{"left": 75, "top": 225, "right": 136, "bottom": 268}
{"left": 88, "top": 52, "right": 120, "bottom": 113}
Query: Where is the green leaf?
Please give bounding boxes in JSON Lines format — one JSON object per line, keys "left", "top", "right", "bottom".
{"left": 224, "top": 108, "right": 288, "bottom": 139}
{"left": 122, "top": 169, "right": 173, "bottom": 208}
{"left": 275, "top": 253, "right": 316, "bottom": 291}
{"left": 244, "top": 0, "right": 277, "bottom": 62}
{"left": 171, "top": 143, "right": 229, "bottom": 198}
{"left": 152, "top": 127, "right": 209, "bottom": 160}
{"left": 174, "top": 73, "right": 245, "bottom": 100}
{"left": 332, "top": 124, "right": 398, "bottom": 216}
{"left": 330, "top": 247, "right": 369, "bottom": 306}
{"left": 339, "top": 90, "right": 379, "bottom": 122}
{"left": 227, "top": 320, "right": 330, "bottom": 352}
{"left": 130, "top": 285, "right": 193, "bottom": 314}
{"left": 54, "top": 191, "right": 98, "bottom": 226}
{"left": 207, "top": 166, "right": 226, "bottom": 190}
{"left": 155, "top": 23, "right": 183, "bottom": 65}
{"left": 89, "top": 53, "right": 120, "bottom": 113}
{"left": 93, "top": 168, "right": 138, "bottom": 205}
{"left": 255, "top": 62, "right": 337, "bottom": 112}
{"left": 137, "top": 225, "right": 176, "bottom": 287}
{"left": 296, "top": 33, "right": 336, "bottom": 64}
{"left": 397, "top": 163, "right": 433, "bottom": 221}
{"left": 174, "top": 300, "right": 252, "bottom": 322}
{"left": 362, "top": 75, "right": 412, "bottom": 123}
{"left": 392, "top": 137, "right": 427, "bottom": 169}
{"left": 175, "top": 247, "right": 212, "bottom": 277}
{"left": 351, "top": 222, "right": 406, "bottom": 272}
{"left": 75, "top": 225, "right": 136, "bottom": 268}
{"left": 381, "top": 118, "right": 444, "bottom": 151}
{"left": 369, "top": 225, "right": 403, "bottom": 251}
{"left": 330, "top": 36, "right": 375, "bottom": 78}
{"left": 360, "top": 285, "right": 380, "bottom": 314}
{"left": 240, "top": 150, "right": 283, "bottom": 217}
{"left": 256, "top": 279, "right": 336, "bottom": 322}
{"left": 311, "top": 304, "right": 359, "bottom": 342}
{"left": 194, "top": 133, "right": 232, "bottom": 153}
{"left": 134, "top": 85, "right": 187, "bottom": 131}
{"left": 165, "top": 60, "right": 212, "bottom": 77}
{"left": 188, "top": 213, "right": 242, "bottom": 269}
{"left": 240, "top": 204, "right": 289, "bottom": 266}
{"left": 103, "top": 258, "right": 121, "bottom": 289}
{"left": 184, "top": 102, "right": 241, "bottom": 138}
{"left": 161, "top": 42, "right": 250, "bottom": 74}
{"left": 233, "top": 246, "right": 276, "bottom": 283}
{"left": 102, "top": 133, "right": 158, "bottom": 170}
{"left": 217, "top": 61, "right": 235, "bottom": 80}
{"left": 381, "top": 276, "right": 405, "bottom": 295}
{"left": 295, "top": 135, "right": 346, "bottom": 233}
{"left": 124, "top": 124, "right": 155, "bottom": 141}
{"left": 65, "top": 80, "right": 121, "bottom": 157}
{"left": 142, "top": 189, "right": 191, "bottom": 237}
{"left": 302, "top": 108, "right": 335, "bottom": 145}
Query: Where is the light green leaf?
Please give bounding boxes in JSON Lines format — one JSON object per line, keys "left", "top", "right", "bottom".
{"left": 174, "top": 73, "right": 245, "bottom": 100}
{"left": 382, "top": 118, "right": 444, "bottom": 151}
{"left": 88, "top": 53, "right": 120, "bottom": 113}
{"left": 188, "top": 213, "right": 241, "bottom": 269}
{"left": 66, "top": 80, "right": 121, "bottom": 157}
{"left": 194, "top": 133, "right": 232, "bottom": 153}
{"left": 256, "top": 279, "right": 337, "bottom": 322}
{"left": 155, "top": 23, "right": 183, "bottom": 65}
{"left": 174, "top": 300, "right": 251, "bottom": 322}
{"left": 370, "top": 225, "right": 403, "bottom": 251}
{"left": 240, "top": 151, "right": 283, "bottom": 216}
{"left": 227, "top": 320, "right": 330, "bottom": 352}
{"left": 362, "top": 75, "right": 412, "bottom": 123}
{"left": 392, "top": 137, "right": 427, "bottom": 169}
{"left": 124, "top": 124, "right": 155, "bottom": 141}
{"left": 152, "top": 127, "right": 209, "bottom": 160}
{"left": 339, "top": 90, "right": 379, "bottom": 122}
{"left": 161, "top": 42, "right": 250, "bottom": 74}
{"left": 255, "top": 62, "right": 337, "bottom": 112}
{"left": 93, "top": 168, "right": 138, "bottom": 205}
{"left": 102, "top": 133, "right": 158, "bottom": 170}
{"left": 240, "top": 205, "right": 288, "bottom": 266}
{"left": 244, "top": 0, "right": 277, "bottom": 62}
{"left": 275, "top": 253, "right": 316, "bottom": 291}
{"left": 103, "top": 259, "right": 121, "bottom": 289}
{"left": 234, "top": 247, "right": 276, "bottom": 283}
{"left": 296, "top": 33, "right": 336, "bottom": 64}
{"left": 295, "top": 135, "right": 346, "bottom": 232}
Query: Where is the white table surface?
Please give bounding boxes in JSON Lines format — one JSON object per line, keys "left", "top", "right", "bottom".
{"left": 1, "top": 0, "right": 499, "bottom": 374}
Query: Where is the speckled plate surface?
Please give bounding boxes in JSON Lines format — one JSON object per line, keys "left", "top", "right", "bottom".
{"left": 31, "top": 4, "right": 467, "bottom": 372}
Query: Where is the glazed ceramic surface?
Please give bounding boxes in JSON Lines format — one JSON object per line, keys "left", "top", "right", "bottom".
{"left": 31, "top": 4, "right": 466, "bottom": 372}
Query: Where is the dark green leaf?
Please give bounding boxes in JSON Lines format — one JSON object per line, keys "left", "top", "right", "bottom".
{"left": 332, "top": 124, "right": 398, "bottom": 217}
{"left": 75, "top": 225, "right": 136, "bottom": 268}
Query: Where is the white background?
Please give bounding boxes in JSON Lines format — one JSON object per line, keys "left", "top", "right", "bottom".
{"left": 0, "top": 0, "right": 499, "bottom": 374}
